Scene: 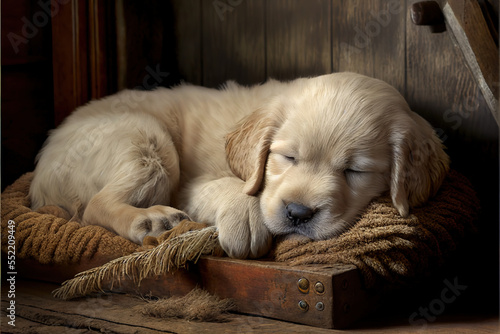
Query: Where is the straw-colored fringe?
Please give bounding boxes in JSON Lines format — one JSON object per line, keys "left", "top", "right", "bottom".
{"left": 52, "top": 226, "right": 220, "bottom": 300}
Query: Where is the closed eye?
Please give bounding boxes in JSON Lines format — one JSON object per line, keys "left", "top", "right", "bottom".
{"left": 344, "top": 168, "right": 364, "bottom": 175}
{"left": 269, "top": 150, "right": 298, "bottom": 165}
{"left": 344, "top": 168, "right": 368, "bottom": 184}
{"left": 344, "top": 168, "right": 367, "bottom": 188}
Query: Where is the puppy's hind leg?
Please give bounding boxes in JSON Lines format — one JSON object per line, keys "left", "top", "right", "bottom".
{"left": 83, "top": 189, "right": 190, "bottom": 243}
{"left": 82, "top": 133, "right": 190, "bottom": 244}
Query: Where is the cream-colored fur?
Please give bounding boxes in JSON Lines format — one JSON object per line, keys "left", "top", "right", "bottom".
{"left": 30, "top": 72, "right": 449, "bottom": 258}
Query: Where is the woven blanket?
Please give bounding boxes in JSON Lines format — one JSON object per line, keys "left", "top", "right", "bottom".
{"left": 1, "top": 170, "right": 479, "bottom": 288}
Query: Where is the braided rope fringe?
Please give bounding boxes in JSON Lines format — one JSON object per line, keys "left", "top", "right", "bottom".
{"left": 52, "top": 226, "right": 220, "bottom": 300}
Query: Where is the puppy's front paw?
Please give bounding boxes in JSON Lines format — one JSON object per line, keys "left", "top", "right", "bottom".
{"left": 130, "top": 205, "right": 191, "bottom": 244}
{"left": 216, "top": 197, "right": 272, "bottom": 259}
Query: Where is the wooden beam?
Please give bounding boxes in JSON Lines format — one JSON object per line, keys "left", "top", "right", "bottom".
{"left": 440, "top": 0, "right": 499, "bottom": 124}
{"left": 51, "top": 0, "right": 116, "bottom": 125}
{"left": 88, "top": 0, "right": 116, "bottom": 99}
{"left": 106, "top": 257, "right": 381, "bottom": 329}
{"left": 196, "top": 257, "right": 380, "bottom": 329}
{"left": 51, "top": 0, "right": 89, "bottom": 126}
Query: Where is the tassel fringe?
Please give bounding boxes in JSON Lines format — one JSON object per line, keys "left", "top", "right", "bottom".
{"left": 53, "top": 226, "right": 220, "bottom": 300}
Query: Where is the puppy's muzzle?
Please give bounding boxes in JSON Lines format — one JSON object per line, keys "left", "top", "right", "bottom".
{"left": 285, "top": 202, "right": 316, "bottom": 226}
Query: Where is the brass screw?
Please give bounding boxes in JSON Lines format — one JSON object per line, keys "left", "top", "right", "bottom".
{"left": 314, "top": 281, "right": 325, "bottom": 294}
{"left": 315, "top": 302, "right": 325, "bottom": 311}
{"left": 297, "top": 278, "right": 310, "bottom": 294}
{"left": 298, "top": 300, "right": 309, "bottom": 312}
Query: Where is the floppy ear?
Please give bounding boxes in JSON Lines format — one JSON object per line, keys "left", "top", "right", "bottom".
{"left": 225, "top": 107, "right": 284, "bottom": 195}
{"left": 390, "top": 112, "right": 450, "bottom": 217}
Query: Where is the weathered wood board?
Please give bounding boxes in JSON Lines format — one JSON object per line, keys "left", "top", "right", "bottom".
{"left": 440, "top": 0, "right": 499, "bottom": 121}
{"left": 18, "top": 256, "right": 380, "bottom": 329}
{"left": 2, "top": 278, "right": 498, "bottom": 333}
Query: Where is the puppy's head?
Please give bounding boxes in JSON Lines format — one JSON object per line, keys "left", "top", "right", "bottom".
{"left": 226, "top": 72, "right": 449, "bottom": 239}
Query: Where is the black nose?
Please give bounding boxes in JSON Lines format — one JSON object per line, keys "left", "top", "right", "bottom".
{"left": 286, "top": 203, "right": 315, "bottom": 226}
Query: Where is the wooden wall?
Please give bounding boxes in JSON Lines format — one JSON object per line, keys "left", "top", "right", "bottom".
{"left": 166, "top": 0, "right": 499, "bottom": 181}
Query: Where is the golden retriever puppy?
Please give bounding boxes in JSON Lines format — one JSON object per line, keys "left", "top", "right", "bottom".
{"left": 30, "top": 72, "right": 449, "bottom": 258}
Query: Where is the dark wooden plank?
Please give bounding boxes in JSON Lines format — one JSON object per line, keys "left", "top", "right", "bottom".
{"left": 171, "top": 0, "right": 202, "bottom": 85}
{"left": 200, "top": 258, "right": 343, "bottom": 328}
{"left": 115, "top": 0, "right": 177, "bottom": 89}
{"left": 88, "top": 0, "right": 117, "bottom": 99}
{"left": 51, "top": 0, "right": 89, "bottom": 126}
{"left": 37, "top": 0, "right": 116, "bottom": 126}
{"left": 2, "top": 304, "right": 164, "bottom": 334}
{"left": 197, "top": 257, "right": 380, "bottom": 329}
{"left": 332, "top": 0, "right": 406, "bottom": 94}
{"left": 15, "top": 258, "right": 126, "bottom": 284}
{"left": 202, "top": 0, "right": 266, "bottom": 87}
{"left": 115, "top": 0, "right": 127, "bottom": 90}
{"left": 266, "top": 0, "right": 332, "bottom": 81}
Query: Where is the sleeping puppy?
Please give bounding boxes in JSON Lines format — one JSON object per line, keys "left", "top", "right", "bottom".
{"left": 30, "top": 72, "right": 449, "bottom": 258}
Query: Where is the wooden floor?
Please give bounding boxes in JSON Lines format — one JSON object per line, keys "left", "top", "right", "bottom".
{"left": 1, "top": 279, "right": 498, "bottom": 333}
